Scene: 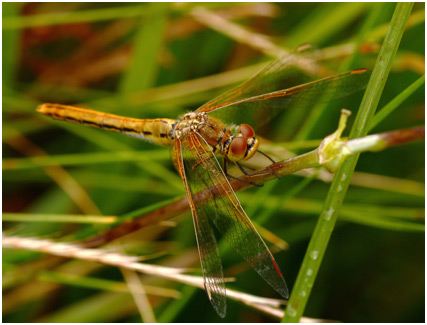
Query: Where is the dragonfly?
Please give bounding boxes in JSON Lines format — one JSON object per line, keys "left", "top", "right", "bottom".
{"left": 37, "top": 52, "right": 368, "bottom": 317}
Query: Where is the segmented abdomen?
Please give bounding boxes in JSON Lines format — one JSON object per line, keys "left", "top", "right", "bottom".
{"left": 37, "top": 103, "right": 176, "bottom": 146}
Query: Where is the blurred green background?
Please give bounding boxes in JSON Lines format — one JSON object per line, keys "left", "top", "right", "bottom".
{"left": 3, "top": 2, "right": 425, "bottom": 322}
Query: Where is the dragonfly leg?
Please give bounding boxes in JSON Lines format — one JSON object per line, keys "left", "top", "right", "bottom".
{"left": 236, "top": 161, "right": 277, "bottom": 179}
{"left": 223, "top": 159, "right": 263, "bottom": 187}
{"left": 257, "top": 149, "right": 276, "bottom": 164}
{"left": 236, "top": 162, "right": 258, "bottom": 176}
{"left": 256, "top": 150, "right": 281, "bottom": 180}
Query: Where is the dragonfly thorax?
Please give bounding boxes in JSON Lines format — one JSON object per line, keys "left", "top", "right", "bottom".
{"left": 174, "top": 112, "right": 209, "bottom": 139}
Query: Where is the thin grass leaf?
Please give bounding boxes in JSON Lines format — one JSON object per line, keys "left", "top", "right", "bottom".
{"left": 38, "top": 271, "right": 180, "bottom": 298}
{"left": 73, "top": 195, "right": 182, "bottom": 241}
{"left": 2, "top": 4, "right": 148, "bottom": 29}
{"left": 119, "top": 2, "right": 169, "bottom": 93}
{"left": 3, "top": 150, "right": 170, "bottom": 170}
{"left": 121, "top": 268, "right": 156, "bottom": 322}
{"left": 157, "top": 285, "right": 198, "bottom": 322}
{"left": 370, "top": 74, "right": 425, "bottom": 130}
{"left": 340, "top": 212, "right": 424, "bottom": 232}
{"left": 44, "top": 119, "right": 183, "bottom": 190}
{"left": 293, "top": 2, "right": 384, "bottom": 142}
{"left": 239, "top": 195, "right": 424, "bottom": 229}
{"left": 3, "top": 213, "right": 116, "bottom": 224}
{"left": 2, "top": 3, "right": 22, "bottom": 84}
{"left": 367, "top": 7, "right": 425, "bottom": 43}
{"left": 284, "top": 3, "right": 368, "bottom": 48}
{"left": 38, "top": 292, "right": 134, "bottom": 323}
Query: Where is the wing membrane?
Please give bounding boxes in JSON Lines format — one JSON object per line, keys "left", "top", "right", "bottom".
{"left": 178, "top": 131, "right": 289, "bottom": 302}
{"left": 196, "top": 54, "right": 369, "bottom": 128}
{"left": 173, "top": 139, "right": 226, "bottom": 318}
{"left": 197, "top": 52, "right": 319, "bottom": 113}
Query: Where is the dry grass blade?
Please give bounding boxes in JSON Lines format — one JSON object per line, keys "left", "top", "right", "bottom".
{"left": 190, "top": 6, "right": 288, "bottom": 59}
{"left": 189, "top": 6, "right": 322, "bottom": 76}
{"left": 120, "top": 268, "right": 156, "bottom": 322}
{"left": 3, "top": 234, "right": 292, "bottom": 318}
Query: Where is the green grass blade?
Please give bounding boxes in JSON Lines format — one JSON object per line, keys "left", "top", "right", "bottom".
{"left": 2, "top": 3, "right": 22, "bottom": 85}
{"left": 2, "top": 4, "right": 147, "bottom": 29}
{"left": 342, "top": 212, "right": 424, "bottom": 232}
{"left": 239, "top": 194, "right": 424, "bottom": 232}
{"left": 119, "top": 2, "right": 169, "bottom": 93}
{"left": 37, "top": 292, "right": 133, "bottom": 323}
{"left": 3, "top": 150, "right": 169, "bottom": 170}
{"left": 370, "top": 74, "right": 425, "bottom": 130}
{"left": 282, "top": 3, "right": 414, "bottom": 322}
{"left": 39, "top": 271, "right": 179, "bottom": 298}
{"left": 285, "top": 3, "right": 368, "bottom": 48}
{"left": 250, "top": 170, "right": 321, "bottom": 225}
{"left": 73, "top": 196, "right": 182, "bottom": 240}
{"left": 157, "top": 285, "right": 198, "bottom": 322}
{"left": 293, "top": 2, "right": 384, "bottom": 142}
{"left": 42, "top": 120, "right": 182, "bottom": 190}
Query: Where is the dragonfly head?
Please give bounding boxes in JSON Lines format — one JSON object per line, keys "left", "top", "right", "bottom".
{"left": 227, "top": 124, "right": 259, "bottom": 162}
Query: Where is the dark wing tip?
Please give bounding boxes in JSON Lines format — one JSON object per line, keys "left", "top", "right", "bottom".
{"left": 216, "top": 308, "right": 226, "bottom": 319}
{"left": 281, "top": 283, "right": 290, "bottom": 300}
{"left": 272, "top": 259, "right": 290, "bottom": 299}
{"left": 275, "top": 277, "right": 289, "bottom": 300}
{"left": 210, "top": 295, "right": 227, "bottom": 318}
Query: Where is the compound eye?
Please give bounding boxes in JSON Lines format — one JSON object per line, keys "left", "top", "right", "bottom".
{"left": 229, "top": 137, "right": 247, "bottom": 161}
{"left": 239, "top": 124, "right": 255, "bottom": 138}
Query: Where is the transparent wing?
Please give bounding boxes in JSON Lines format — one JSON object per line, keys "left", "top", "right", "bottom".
{"left": 197, "top": 51, "right": 320, "bottom": 114}
{"left": 196, "top": 53, "right": 369, "bottom": 128}
{"left": 178, "top": 131, "right": 289, "bottom": 301}
{"left": 173, "top": 139, "right": 227, "bottom": 318}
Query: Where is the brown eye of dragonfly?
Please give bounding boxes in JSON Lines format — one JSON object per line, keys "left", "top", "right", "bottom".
{"left": 230, "top": 137, "right": 247, "bottom": 158}
{"left": 239, "top": 124, "right": 255, "bottom": 138}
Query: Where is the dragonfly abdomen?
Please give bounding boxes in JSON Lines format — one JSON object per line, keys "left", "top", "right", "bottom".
{"left": 123, "top": 117, "right": 177, "bottom": 145}
{"left": 37, "top": 104, "right": 176, "bottom": 145}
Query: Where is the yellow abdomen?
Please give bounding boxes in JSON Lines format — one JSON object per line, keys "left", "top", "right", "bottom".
{"left": 37, "top": 104, "right": 176, "bottom": 146}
